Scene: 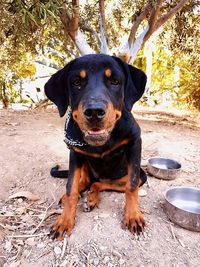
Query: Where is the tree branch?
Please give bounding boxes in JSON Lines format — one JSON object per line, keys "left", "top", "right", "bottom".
{"left": 80, "top": 22, "right": 101, "bottom": 48}
{"left": 149, "top": 0, "right": 163, "bottom": 31}
{"left": 129, "top": 25, "right": 149, "bottom": 64}
{"left": 128, "top": 3, "right": 151, "bottom": 47}
{"left": 59, "top": 0, "right": 79, "bottom": 41}
{"left": 99, "top": 0, "right": 109, "bottom": 54}
{"left": 144, "top": 0, "right": 164, "bottom": 43}
{"left": 59, "top": 3, "right": 95, "bottom": 55}
{"left": 155, "top": 0, "right": 189, "bottom": 33}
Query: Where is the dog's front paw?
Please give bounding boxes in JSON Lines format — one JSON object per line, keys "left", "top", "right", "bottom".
{"left": 124, "top": 208, "right": 145, "bottom": 235}
{"left": 83, "top": 189, "right": 100, "bottom": 212}
{"left": 50, "top": 213, "right": 75, "bottom": 240}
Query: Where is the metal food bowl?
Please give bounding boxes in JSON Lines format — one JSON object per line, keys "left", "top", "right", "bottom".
{"left": 164, "top": 187, "right": 200, "bottom": 231}
{"left": 147, "top": 157, "right": 181, "bottom": 180}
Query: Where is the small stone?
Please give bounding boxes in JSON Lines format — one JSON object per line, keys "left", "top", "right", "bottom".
{"left": 54, "top": 246, "right": 62, "bottom": 255}
{"left": 5, "top": 240, "right": 12, "bottom": 251}
{"left": 99, "top": 213, "right": 109, "bottom": 218}
{"left": 37, "top": 242, "right": 45, "bottom": 248}
{"left": 119, "top": 259, "right": 125, "bottom": 265}
{"left": 103, "top": 256, "right": 110, "bottom": 264}
{"left": 93, "top": 258, "right": 99, "bottom": 266}
{"left": 17, "top": 198, "right": 23, "bottom": 203}
{"left": 113, "top": 213, "right": 117, "bottom": 218}
{"left": 100, "top": 246, "right": 107, "bottom": 251}
{"left": 138, "top": 189, "right": 147, "bottom": 197}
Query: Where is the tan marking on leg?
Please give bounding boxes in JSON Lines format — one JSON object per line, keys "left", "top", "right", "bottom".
{"left": 87, "top": 176, "right": 128, "bottom": 209}
{"left": 124, "top": 169, "right": 145, "bottom": 234}
{"left": 51, "top": 168, "right": 81, "bottom": 240}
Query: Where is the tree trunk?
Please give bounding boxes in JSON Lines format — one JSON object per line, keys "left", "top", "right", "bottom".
{"left": 145, "top": 43, "right": 153, "bottom": 89}
{"left": 2, "top": 81, "right": 9, "bottom": 109}
{"left": 19, "top": 79, "right": 23, "bottom": 102}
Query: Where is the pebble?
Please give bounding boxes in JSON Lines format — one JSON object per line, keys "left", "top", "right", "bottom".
{"left": 54, "top": 246, "right": 62, "bottom": 255}
{"left": 5, "top": 240, "right": 12, "bottom": 251}
{"left": 119, "top": 259, "right": 125, "bottom": 265}
{"left": 100, "top": 245, "right": 107, "bottom": 251}
{"left": 37, "top": 242, "right": 46, "bottom": 248}
{"left": 93, "top": 258, "right": 99, "bottom": 266}
{"left": 138, "top": 189, "right": 147, "bottom": 197}
{"left": 103, "top": 256, "right": 110, "bottom": 264}
{"left": 99, "top": 213, "right": 109, "bottom": 218}
{"left": 17, "top": 198, "right": 23, "bottom": 203}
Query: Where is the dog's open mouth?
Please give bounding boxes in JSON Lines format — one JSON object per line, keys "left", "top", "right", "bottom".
{"left": 87, "top": 128, "right": 106, "bottom": 135}
{"left": 83, "top": 128, "right": 110, "bottom": 146}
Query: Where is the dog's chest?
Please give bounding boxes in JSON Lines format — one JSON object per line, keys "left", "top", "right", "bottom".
{"left": 86, "top": 147, "right": 128, "bottom": 180}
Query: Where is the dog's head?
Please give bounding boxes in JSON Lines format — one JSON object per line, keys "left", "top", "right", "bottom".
{"left": 45, "top": 54, "right": 146, "bottom": 146}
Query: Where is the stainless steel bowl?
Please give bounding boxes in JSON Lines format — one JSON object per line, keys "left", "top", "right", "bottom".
{"left": 165, "top": 187, "right": 200, "bottom": 231}
{"left": 147, "top": 157, "right": 181, "bottom": 180}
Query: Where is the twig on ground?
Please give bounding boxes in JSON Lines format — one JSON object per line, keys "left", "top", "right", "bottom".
{"left": 177, "top": 238, "right": 186, "bottom": 248}
{"left": 7, "top": 232, "right": 49, "bottom": 238}
{"left": 30, "top": 201, "right": 55, "bottom": 234}
{"left": 61, "top": 237, "right": 68, "bottom": 259}
{"left": 0, "top": 223, "right": 7, "bottom": 229}
{"left": 146, "top": 179, "right": 151, "bottom": 188}
{"left": 169, "top": 224, "right": 176, "bottom": 241}
{"left": 35, "top": 250, "right": 52, "bottom": 261}
{"left": 91, "top": 243, "right": 100, "bottom": 257}
{"left": 26, "top": 247, "right": 33, "bottom": 259}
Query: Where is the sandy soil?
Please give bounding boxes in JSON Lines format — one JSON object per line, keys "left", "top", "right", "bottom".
{"left": 0, "top": 108, "right": 200, "bottom": 267}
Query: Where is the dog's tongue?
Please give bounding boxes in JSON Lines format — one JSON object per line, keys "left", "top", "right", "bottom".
{"left": 88, "top": 128, "right": 106, "bottom": 135}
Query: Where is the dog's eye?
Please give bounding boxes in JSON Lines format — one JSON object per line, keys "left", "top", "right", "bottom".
{"left": 72, "top": 79, "right": 81, "bottom": 87}
{"left": 110, "top": 79, "right": 119, "bottom": 85}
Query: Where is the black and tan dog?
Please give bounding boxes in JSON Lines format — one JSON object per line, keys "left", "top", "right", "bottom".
{"left": 45, "top": 54, "right": 147, "bottom": 240}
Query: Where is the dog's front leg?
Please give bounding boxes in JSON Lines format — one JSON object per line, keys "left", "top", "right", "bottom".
{"left": 50, "top": 150, "right": 82, "bottom": 240}
{"left": 124, "top": 138, "right": 145, "bottom": 235}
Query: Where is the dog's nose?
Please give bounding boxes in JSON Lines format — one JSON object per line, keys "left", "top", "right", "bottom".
{"left": 84, "top": 107, "right": 106, "bottom": 122}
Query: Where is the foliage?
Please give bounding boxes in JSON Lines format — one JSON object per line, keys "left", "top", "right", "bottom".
{"left": 0, "top": 0, "right": 199, "bottom": 110}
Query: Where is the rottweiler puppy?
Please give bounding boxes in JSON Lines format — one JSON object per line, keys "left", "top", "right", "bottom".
{"left": 45, "top": 54, "right": 147, "bottom": 240}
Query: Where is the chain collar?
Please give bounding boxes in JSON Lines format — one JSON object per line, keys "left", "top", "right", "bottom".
{"left": 64, "top": 106, "right": 87, "bottom": 148}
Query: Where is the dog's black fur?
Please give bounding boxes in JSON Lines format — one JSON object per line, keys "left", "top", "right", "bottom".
{"left": 45, "top": 54, "right": 147, "bottom": 239}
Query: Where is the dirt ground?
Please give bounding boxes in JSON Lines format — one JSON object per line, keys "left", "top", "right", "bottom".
{"left": 0, "top": 108, "right": 200, "bottom": 267}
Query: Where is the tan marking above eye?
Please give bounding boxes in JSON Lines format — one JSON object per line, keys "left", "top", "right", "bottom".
{"left": 105, "top": 68, "right": 112, "bottom": 78}
{"left": 80, "top": 70, "right": 87, "bottom": 79}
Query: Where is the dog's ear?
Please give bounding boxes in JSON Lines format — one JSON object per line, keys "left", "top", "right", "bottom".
{"left": 113, "top": 56, "right": 147, "bottom": 111}
{"left": 44, "top": 61, "right": 74, "bottom": 117}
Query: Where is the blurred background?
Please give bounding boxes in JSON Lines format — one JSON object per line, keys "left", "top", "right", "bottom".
{"left": 0, "top": 0, "right": 199, "bottom": 112}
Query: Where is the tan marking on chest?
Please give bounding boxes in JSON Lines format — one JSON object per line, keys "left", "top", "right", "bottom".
{"left": 73, "top": 139, "right": 129, "bottom": 158}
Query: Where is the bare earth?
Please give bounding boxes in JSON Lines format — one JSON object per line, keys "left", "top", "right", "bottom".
{"left": 0, "top": 108, "right": 200, "bottom": 267}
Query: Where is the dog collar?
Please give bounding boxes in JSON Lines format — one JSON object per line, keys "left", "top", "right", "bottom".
{"left": 64, "top": 106, "right": 87, "bottom": 148}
